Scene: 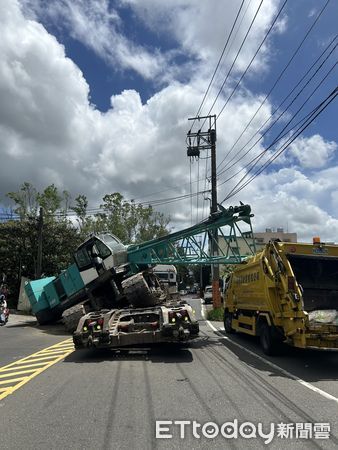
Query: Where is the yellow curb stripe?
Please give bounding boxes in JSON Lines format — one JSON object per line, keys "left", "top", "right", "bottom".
{"left": 0, "top": 339, "right": 74, "bottom": 401}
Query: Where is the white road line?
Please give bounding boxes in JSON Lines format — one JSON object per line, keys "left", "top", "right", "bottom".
{"left": 206, "top": 320, "right": 338, "bottom": 404}
{"left": 200, "top": 299, "right": 205, "bottom": 319}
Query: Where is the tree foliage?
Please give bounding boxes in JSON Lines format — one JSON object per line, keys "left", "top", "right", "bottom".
{"left": 71, "top": 191, "right": 170, "bottom": 243}
{"left": 1, "top": 183, "right": 171, "bottom": 306}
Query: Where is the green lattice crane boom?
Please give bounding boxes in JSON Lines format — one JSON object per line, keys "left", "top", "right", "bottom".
{"left": 127, "top": 203, "right": 256, "bottom": 267}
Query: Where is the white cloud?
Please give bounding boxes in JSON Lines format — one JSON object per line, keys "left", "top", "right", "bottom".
{"left": 22, "top": 0, "right": 285, "bottom": 87}
{"left": 21, "top": 0, "right": 168, "bottom": 80}
{"left": 120, "top": 0, "right": 283, "bottom": 74}
{"left": 222, "top": 165, "right": 338, "bottom": 242}
{"left": 289, "top": 134, "right": 337, "bottom": 169}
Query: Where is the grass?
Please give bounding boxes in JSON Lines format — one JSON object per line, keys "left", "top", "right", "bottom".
{"left": 206, "top": 307, "right": 224, "bottom": 322}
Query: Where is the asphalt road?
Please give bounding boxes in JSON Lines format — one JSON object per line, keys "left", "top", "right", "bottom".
{"left": 0, "top": 300, "right": 337, "bottom": 450}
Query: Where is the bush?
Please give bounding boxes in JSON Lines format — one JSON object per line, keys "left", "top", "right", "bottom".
{"left": 206, "top": 307, "right": 224, "bottom": 322}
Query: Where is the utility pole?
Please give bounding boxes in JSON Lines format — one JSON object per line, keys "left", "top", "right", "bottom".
{"left": 187, "top": 115, "right": 221, "bottom": 309}
{"left": 36, "top": 207, "right": 43, "bottom": 279}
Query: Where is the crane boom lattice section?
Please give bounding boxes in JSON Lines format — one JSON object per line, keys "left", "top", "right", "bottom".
{"left": 127, "top": 204, "right": 256, "bottom": 266}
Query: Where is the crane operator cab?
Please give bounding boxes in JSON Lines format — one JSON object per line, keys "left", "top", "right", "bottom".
{"left": 74, "top": 233, "right": 128, "bottom": 287}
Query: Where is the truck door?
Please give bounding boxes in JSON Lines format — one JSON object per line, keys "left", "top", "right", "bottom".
{"left": 74, "top": 244, "right": 100, "bottom": 285}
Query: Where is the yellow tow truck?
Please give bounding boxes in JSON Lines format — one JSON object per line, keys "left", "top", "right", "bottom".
{"left": 224, "top": 238, "right": 338, "bottom": 354}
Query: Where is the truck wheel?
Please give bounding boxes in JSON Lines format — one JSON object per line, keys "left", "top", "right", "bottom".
{"left": 122, "top": 273, "right": 157, "bottom": 307}
{"left": 259, "top": 323, "right": 281, "bottom": 356}
{"left": 62, "top": 303, "right": 86, "bottom": 333}
{"left": 224, "top": 311, "right": 235, "bottom": 334}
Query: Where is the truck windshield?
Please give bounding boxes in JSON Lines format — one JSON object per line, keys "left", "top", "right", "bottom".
{"left": 98, "top": 234, "right": 122, "bottom": 250}
{"left": 74, "top": 247, "right": 92, "bottom": 269}
{"left": 287, "top": 254, "right": 338, "bottom": 311}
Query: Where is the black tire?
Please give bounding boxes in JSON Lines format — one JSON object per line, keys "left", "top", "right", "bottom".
{"left": 224, "top": 310, "right": 235, "bottom": 334}
{"left": 62, "top": 303, "right": 86, "bottom": 333}
{"left": 259, "top": 323, "right": 282, "bottom": 356}
{"left": 122, "top": 273, "right": 157, "bottom": 307}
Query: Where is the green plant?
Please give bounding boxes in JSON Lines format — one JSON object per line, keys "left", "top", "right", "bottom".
{"left": 206, "top": 307, "right": 224, "bottom": 321}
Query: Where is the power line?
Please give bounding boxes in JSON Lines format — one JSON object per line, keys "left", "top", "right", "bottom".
{"left": 189, "top": 160, "right": 193, "bottom": 224}
{"left": 190, "top": 0, "right": 246, "bottom": 132}
{"left": 218, "top": 64, "right": 338, "bottom": 192}
{"left": 1, "top": 188, "right": 212, "bottom": 222}
{"left": 196, "top": 158, "right": 200, "bottom": 223}
{"left": 217, "top": 0, "right": 332, "bottom": 172}
{"left": 221, "top": 86, "right": 338, "bottom": 203}
{"left": 201, "top": 0, "right": 264, "bottom": 130}
{"left": 201, "top": 149, "right": 210, "bottom": 219}
{"left": 217, "top": 103, "right": 320, "bottom": 189}
{"left": 217, "top": 38, "right": 338, "bottom": 179}
{"left": 217, "top": 0, "right": 288, "bottom": 120}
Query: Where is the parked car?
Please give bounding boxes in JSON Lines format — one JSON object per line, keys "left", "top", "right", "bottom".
{"left": 203, "top": 285, "right": 213, "bottom": 304}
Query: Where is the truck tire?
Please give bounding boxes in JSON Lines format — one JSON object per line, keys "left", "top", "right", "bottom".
{"left": 259, "top": 323, "right": 281, "bottom": 356}
{"left": 62, "top": 303, "right": 87, "bottom": 333}
{"left": 224, "top": 310, "right": 235, "bottom": 334}
{"left": 122, "top": 273, "right": 157, "bottom": 307}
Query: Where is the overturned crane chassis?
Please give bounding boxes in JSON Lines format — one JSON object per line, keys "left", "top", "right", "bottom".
{"left": 73, "top": 303, "right": 199, "bottom": 349}
{"left": 25, "top": 204, "right": 255, "bottom": 350}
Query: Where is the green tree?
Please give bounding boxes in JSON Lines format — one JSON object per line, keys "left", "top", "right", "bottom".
{"left": 71, "top": 194, "right": 89, "bottom": 231}
{"left": 7, "top": 182, "right": 38, "bottom": 219}
{"left": 91, "top": 193, "right": 170, "bottom": 244}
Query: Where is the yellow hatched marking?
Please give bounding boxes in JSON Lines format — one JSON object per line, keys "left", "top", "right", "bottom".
{"left": 0, "top": 340, "right": 74, "bottom": 371}
{"left": 0, "top": 369, "right": 38, "bottom": 379}
{"left": 52, "top": 340, "right": 73, "bottom": 346}
{"left": 0, "top": 339, "right": 74, "bottom": 401}
{"left": 16, "top": 355, "right": 68, "bottom": 363}
{"left": 52, "top": 345, "right": 74, "bottom": 351}
{"left": 0, "top": 362, "right": 48, "bottom": 372}
{"left": 0, "top": 377, "right": 27, "bottom": 385}
{"left": 42, "top": 345, "right": 74, "bottom": 351}
{"left": 50, "top": 345, "right": 74, "bottom": 352}
{"left": 39, "top": 349, "right": 72, "bottom": 356}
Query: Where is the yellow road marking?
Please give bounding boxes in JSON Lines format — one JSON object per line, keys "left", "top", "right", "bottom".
{"left": 39, "top": 349, "right": 73, "bottom": 355}
{"left": 0, "top": 362, "right": 48, "bottom": 372}
{"left": 52, "top": 340, "right": 73, "bottom": 346}
{"left": 0, "top": 377, "right": 27, "bottom": 385}
{"left": 16, "top": 355, "right": 66, "bottom": 363}
{"left": 0, "top": 339, "right": 74, "bottom": 401}
{"left": 0, "top": 369, "right": 38, "bottom": 379}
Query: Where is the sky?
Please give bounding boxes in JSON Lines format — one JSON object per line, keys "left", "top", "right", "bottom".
{"left": 0, "top": 0, "right": 338, "bottom": 242}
